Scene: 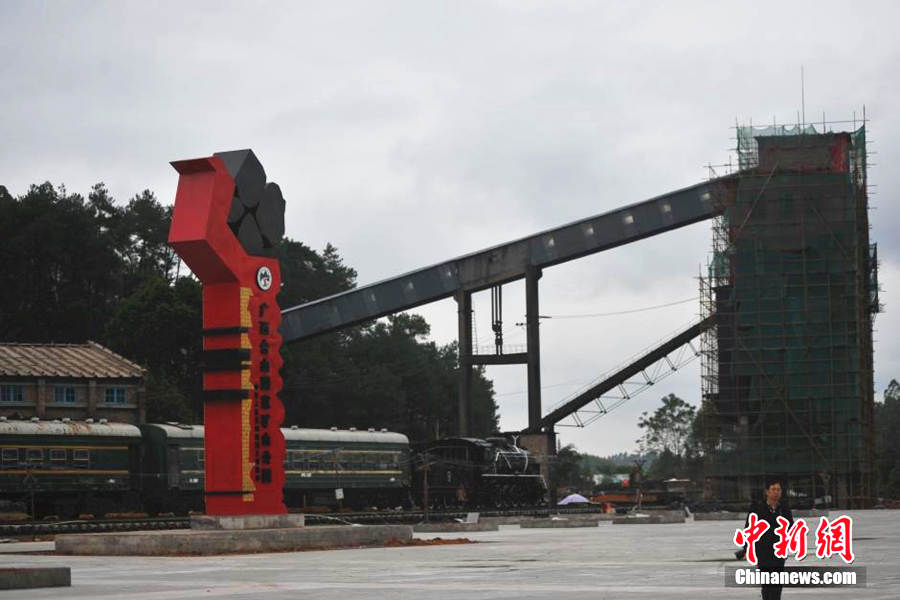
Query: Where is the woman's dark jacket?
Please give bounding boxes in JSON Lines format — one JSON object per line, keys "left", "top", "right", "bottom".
{"left": 745, "top": 500, "right": 794, "bottom": 567}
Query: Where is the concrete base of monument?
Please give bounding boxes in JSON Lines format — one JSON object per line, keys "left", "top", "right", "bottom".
{"left": 54, "top": 524, "right": 413, "bottom": 556}
{"left": 190, "top": 513, "right": 305, "bottom": 530}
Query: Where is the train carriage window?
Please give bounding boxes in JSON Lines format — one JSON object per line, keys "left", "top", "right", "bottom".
{"left": 49, "top": 449, "right": 66, "bottom": 464}
{"left": 26, "top": 449, "right": 43, "bottom": 464}
{"left": 197, "top": 450, "right": 205, "bottom": 468}
{"left": 1, "top": 448, "right": 17, "bottom": 466}
{"left": 73, "top": 449, "right": 90, "bottom": 468}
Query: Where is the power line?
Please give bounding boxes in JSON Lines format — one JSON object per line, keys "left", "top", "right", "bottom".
{"left": 495, "top": 379, "right": 586, "bottom": 397}
{"left": 543, "top": 296, "right": 698, "bottom": 319}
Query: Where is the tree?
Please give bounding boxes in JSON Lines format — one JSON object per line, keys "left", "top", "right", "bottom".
{"left": 637, "top": 394, "right": 697, "bottom": 457}
{"left": 118, "top": 190, "right": 178, "bottom": 289}
{"left": 549, "top": 444, "right": 587, "bottom": 493}
{"left": 0, "top": 182, "right": 122, "bottom": 342}
{"left": 577, "top": 453, "right": 631, "bottom": 489}
{"left": 636, "top": 394, "right": 698, "bottom": 480}
{"left": 104, "top": 276, "right": 202, "bottom": 420}
{"left": 144, "top": 372, "right": 193, "bottom": 424}
{"left": 875, "top": 379, "right": 900, "bottom": 499}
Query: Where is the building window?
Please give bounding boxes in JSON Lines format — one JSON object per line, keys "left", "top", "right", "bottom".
{"left": 53, "top": 386, "right": 77, "bottom": 404}
{"left": 0, "top": 384, "right": 24, "bottom": 403}
{"left": 104, "top": 387, "right": 127, "bottom": 404}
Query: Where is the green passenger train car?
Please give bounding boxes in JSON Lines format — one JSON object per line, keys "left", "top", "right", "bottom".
{"left": 139, "top": 424, "right": 410, "bottom": 513}
{"left": 138, "top": 423, "right": 205, "bottom": 514}
{"left": 282, "top": 426, "right": 410, "bottom": 509}
{"left": 0, "top": 418, "right": 142, "bottom": 517}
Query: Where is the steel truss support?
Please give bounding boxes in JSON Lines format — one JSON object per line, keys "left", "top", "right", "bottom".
{"left": 458, "top": 270, "right": 544, "bottom": 436}
{"left": 524, "top": 316, "right": 713, "bottom": 433}
{"left": 525, "top": 267, "right": 542, "bottom": 432}
{"left": 456, "top": 290, "right": 473, "bottom": 437}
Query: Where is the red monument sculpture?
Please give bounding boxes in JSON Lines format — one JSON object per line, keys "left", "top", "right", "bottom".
{"left": 168, "top": 150, "right": 287, "bottom": 515}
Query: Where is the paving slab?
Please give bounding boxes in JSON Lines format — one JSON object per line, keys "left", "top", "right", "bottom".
{"left": 413, "top": 522, "right": 498, "bottom": 533}
{"left": 693, "top": 511, "right": 744, "bottom": 521}
{"left": 0, "top": 567, "right": 70, "bottom": 590}
{"left": 695, "top": 509, "right": 829, "bottom": 521}
{"left": 0, "top": 541, "right": 54, "bottom": 554}
{"left": 520, "top": 517, "right": 599, "bottom": 528}
{"left": 613, "top": 513, "right": 686, "bottom": 524}
{"left": 1, "top": 509, "right": 897, "bottom": 599}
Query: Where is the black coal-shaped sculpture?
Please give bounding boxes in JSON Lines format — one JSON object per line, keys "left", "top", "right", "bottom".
{"left": 214, "top": 149, "right": 286, "bottom": 257}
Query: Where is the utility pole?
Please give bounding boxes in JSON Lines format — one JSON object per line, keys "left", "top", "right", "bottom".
{"left": 423, "top": 454, "right": 430, "bottom": 523}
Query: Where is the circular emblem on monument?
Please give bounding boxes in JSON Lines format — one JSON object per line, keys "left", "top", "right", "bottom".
{"left": 256, "top": 266, "right": 273, "bottom": 291}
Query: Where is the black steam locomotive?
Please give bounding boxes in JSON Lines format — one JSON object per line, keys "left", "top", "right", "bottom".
{"left": 416, "top": 437, "right": 547, "bottom": 509}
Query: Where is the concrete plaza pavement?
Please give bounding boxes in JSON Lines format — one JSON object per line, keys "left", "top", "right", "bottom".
{"left": 1, "top": 509, "right": 898, "bottom": 599}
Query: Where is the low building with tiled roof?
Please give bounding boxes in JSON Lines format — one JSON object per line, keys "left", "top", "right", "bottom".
{"left": 0, "top": 341, "right": 145, "bottom": 424}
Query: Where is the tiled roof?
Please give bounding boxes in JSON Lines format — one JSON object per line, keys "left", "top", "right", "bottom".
{"left": 0, "top": 341, "right": 144, "bottom": 379}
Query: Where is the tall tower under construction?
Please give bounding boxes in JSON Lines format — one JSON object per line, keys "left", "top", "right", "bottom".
{"left": 700, "top": 124, "right": 879, "bottom": 509}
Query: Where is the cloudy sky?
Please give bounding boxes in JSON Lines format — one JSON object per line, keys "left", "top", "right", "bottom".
{"left": 3, "top": 0, "right": 898, "bottom": 457}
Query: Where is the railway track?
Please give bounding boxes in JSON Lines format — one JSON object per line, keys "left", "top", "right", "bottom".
{"left": 0, "top": 517, "right": 189, "bottom": 537}
{"left": 0, "top": 505, "right": 607, "bottom": 537}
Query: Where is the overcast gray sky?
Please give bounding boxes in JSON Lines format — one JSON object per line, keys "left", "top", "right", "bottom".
{"left": 2, "top": 0, "right": 898, "bottom": 457}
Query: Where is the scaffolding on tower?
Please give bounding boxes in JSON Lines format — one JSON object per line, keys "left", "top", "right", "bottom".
{"left": 699, "top": 119, "right": 879, "bottom": 509}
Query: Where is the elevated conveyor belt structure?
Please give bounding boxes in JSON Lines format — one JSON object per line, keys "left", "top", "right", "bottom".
{"left": 280, "top": 178, "right": 733, "bottom": 342}
{"left": 279, "top": 174, "right": 737, "bottom": 435}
